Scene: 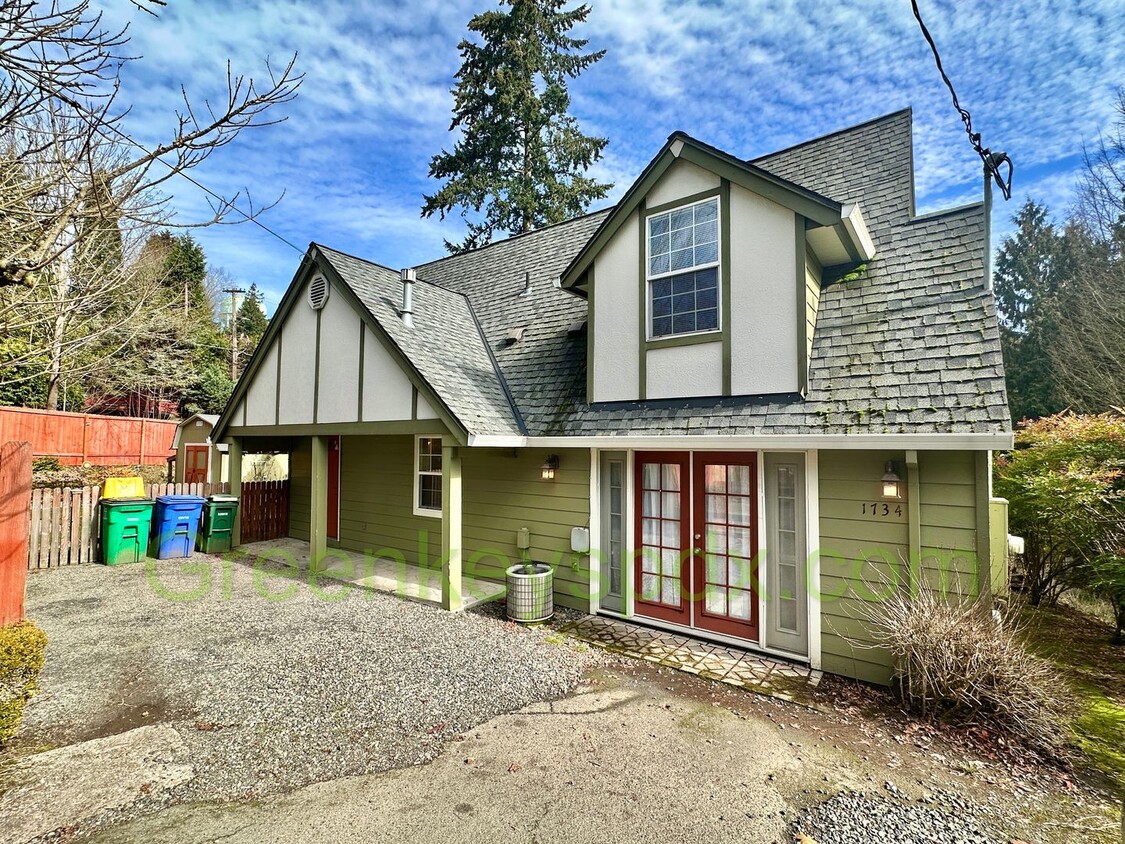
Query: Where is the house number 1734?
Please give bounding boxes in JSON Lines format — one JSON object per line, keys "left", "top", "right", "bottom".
{"left": 862, "top": 502, "right": 903, "bottom": 517}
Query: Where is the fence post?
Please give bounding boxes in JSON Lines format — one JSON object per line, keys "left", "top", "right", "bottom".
{"left": 139, "top": 418, "right": 146, "bottom": 465}
{"left": 0, "top": 442, "right": 32, "bottom": 625}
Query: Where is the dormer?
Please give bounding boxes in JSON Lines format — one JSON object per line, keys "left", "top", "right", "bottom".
{"left": 561, "top": 133, "right": 875, "bottom": 404}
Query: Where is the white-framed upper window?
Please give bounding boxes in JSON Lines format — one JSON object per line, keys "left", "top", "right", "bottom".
{"left": 414, "top": 435, "right": 442, "bottom": 517}
{"left": 646, "top": 196, "right": 720, "bottom": 339}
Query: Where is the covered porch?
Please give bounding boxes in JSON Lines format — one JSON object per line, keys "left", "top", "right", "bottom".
{"left": 237, "top": 537, "right": 505, "bottom": 609}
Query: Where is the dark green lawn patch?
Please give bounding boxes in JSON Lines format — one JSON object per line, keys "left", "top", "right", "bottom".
{"left": 1019, "top": 601, "right": 1125, "bottom": 793}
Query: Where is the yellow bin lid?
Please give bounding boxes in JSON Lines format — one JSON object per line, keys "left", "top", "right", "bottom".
{"left": 102, "top": 476, "right": 147, "bottom": 499}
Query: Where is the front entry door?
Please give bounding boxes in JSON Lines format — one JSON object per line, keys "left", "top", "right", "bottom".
{"left": 693, "top": 453, "right": 759, "bottom": 640}
{"left": 632, "top": 451, "right": 760, "bottom": 642}
{"left": 634, "top": 452, "right": 690, "bottom": 625}
{"left": 327, "top": 436, "right": 340, "bottom": 540}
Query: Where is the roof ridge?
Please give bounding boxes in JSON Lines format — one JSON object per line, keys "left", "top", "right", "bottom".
{"left": 417, "top": 206, "right": 613, "bottom": 269}
{"left": 314, "top": 242, "right": 469, "bottom": 299}
{"left": 750, "top": 107, "right": 912, "bottom": 164}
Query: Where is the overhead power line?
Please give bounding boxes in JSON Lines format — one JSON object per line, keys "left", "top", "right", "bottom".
{"left": 911, "top": 0, "right": 1014, "bottom": 200}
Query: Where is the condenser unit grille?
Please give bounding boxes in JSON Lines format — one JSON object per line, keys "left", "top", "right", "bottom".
{"left": 308, "top": 274, "right": 330, "bottom": 310}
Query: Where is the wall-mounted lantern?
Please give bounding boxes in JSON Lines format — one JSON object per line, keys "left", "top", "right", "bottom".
{"left": 541, "top": 454, "right": 560, "bottom": 481}
{"left": 881, "top": 461, "right": 902, "bottom": 500}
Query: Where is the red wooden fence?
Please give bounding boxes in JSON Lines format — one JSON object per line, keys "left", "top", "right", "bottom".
{"left": 1, "top": 442, "right": 32, "bottom": 624}
{"left": 0, "top": 406, "right": 178, "bottom": 466}
{"left": 240, "top": 480, "right": 289, "bottom": 544}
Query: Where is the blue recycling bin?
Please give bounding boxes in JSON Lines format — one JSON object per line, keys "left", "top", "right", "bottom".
{"left": 150, "top": 494, "right": 207, "bottom": 559}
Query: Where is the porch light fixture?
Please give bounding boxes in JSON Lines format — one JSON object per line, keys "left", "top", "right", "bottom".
{"left": 541, "top": 454, "right": 560, "bottom": 481}
{"left": 881, "top": 461, "right": 902, "bottom": 500}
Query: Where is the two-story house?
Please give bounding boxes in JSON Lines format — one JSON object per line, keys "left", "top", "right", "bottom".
{"left": 212, "top": 109, "right": 1013, "bottom": 683}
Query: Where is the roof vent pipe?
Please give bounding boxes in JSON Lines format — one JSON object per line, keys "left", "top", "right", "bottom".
{"left": 400, "top": 268, "right": 416, "bottom": 327}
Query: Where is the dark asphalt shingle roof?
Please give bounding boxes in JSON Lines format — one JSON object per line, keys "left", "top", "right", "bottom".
{"left": 316, "top": 245, "right": 523, "bottom": 437}
{"left": 323, "top": 108, "right": 1010, "bottom": 439}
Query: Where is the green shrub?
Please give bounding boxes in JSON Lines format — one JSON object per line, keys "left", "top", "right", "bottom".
{"left": 0, "top": 621, "right": 48, "bottom": 745}
{"left": 31, "top": 456, "right": 61, "bottom": 473}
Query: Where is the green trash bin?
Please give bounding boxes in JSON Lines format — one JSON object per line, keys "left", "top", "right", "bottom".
{"left": 201, "top": 495, "right": 239, "bottom": 554}
{"left": 100, "top": 498, "right": 155, "bottom": 565}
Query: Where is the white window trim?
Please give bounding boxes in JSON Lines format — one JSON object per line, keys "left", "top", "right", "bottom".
{"left": 645, "top": 195, "right": 723, "bottom": 342}
{"left": 413, "top": 435, "right": 442, "bottom": 519}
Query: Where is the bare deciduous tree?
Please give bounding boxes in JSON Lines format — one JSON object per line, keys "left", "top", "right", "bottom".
{"left": 0, "top": 0, "right": 302, "bottom": 409}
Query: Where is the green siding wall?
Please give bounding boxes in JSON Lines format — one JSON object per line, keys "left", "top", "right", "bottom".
{"left": 335, "top": 435, "right": 441, "bottom": 566}
{"left": 461, "top": 448, "right": 591, "bottom": 611}
{"left": 288, "top": 438, "right": 311, "bottom": 540}
{"left": 288, "top": 437, "right": 592, "bottom": 610}
{"left": 818, "top": 449, "right": 984, "bottom": 685}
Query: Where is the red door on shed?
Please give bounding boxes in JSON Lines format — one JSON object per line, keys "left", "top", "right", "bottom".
{"left": 184, "top": 445, "right": 209, "bottom": 484}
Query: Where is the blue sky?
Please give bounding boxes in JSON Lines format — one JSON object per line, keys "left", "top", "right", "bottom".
{"left": 95, "top": 0, "right": 1124, "bottom": 314}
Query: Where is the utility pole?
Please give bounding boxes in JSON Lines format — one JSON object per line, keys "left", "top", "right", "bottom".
{"left": 223, "top": 287, "right": 246, "bottom": 380}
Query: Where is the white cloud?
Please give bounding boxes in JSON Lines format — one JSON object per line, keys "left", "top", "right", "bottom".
{"left": 84, "top": 0, "right": 1125, "bottom": 302}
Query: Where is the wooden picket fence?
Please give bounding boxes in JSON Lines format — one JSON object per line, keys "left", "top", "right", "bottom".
{"left": 28, "top": 482, "right": 230, "bottom": 570}
{"left": 240, "top": 480, "right": 289, "bottom": 544}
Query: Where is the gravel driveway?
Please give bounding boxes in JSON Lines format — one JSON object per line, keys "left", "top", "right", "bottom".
{"left": 12, "top": 555, "right": 607, "bottom": 803}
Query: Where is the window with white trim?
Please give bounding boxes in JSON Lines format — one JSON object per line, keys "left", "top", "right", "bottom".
{"left": 647, "top": 197, "right": 720, "bottom": 338}
{"left": 414, "top": 436, "right": 442, "bottom": 516}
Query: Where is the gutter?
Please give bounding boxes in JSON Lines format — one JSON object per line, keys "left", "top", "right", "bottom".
{"left": 466, "top": 432, "right": 1015, "bottom": 450}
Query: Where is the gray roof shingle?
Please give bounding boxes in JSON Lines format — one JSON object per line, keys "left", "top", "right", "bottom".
{"left": 326, "top": 109, "right": 1010, "bottom": 439}
{"left": 316, "top": 245, "right": 523, "bottom": 437}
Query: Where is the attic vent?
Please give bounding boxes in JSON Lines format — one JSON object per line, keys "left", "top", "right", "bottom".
{"left": 504, "top": 327, "right": 526, "bottom": 346}
{"left": 567, "top": 319, "right": 587, "bottom": 337}
{"left": 308, "top": 274, "right": 330, "bottom": 310}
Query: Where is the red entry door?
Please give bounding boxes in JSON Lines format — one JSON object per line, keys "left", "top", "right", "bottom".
{"left": 633, "top": 451, "right": 760, "bottom": 642}
{"left": 327, "top": 436, "right": 340, "bottom": 540}
{"left": 693, "top": 452, "right": 759, "bottom": 640}
{"left": 184, "top": 445, "right": 209, "bottom": 484}
{"left": 634, "top": 452, "right": 691, "bottom": 625}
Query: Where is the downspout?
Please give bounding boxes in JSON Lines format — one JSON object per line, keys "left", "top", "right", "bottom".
{"left": 905, "top": 450, "right": 921, "bottom": 596}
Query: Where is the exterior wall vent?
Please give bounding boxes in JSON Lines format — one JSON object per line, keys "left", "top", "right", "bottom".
{"left": 308, "top": 274, "right": 330, "bottom": 310}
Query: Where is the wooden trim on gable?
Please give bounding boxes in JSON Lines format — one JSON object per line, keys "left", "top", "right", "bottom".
{"left": 795, "top": 215, "right": 808, "bottom": 396}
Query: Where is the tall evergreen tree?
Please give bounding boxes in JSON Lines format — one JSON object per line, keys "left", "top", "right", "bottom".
{"left": 422, "top": 0, "right": 610, "bottom": 253}
{"left": 236, "top": 283, "right": 268, "bottom": 341}
{"left": 993, "top": 200, "right": 1069, "bottom": 422}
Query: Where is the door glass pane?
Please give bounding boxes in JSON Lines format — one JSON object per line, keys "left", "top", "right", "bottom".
{"left": 643, "top": 491, "right": 660, "bottom": 517}
{"left": 728, "top": 495, "right": 750, "bottom": 525}
{"left": 779, "top": 497, "right": 796, "bottom": 531}
{"left": 729, "top": 590, "right": 751, "bottom": 620}
{"left": 705, "top": 585, "right": 726, "bottom": 615}
{"left": 705, "top": 494, "right": 726, "bottom": 522}
{"left": 641, "top": 547, "right": 659, "bottom": 573}
{"left": 661, "top": 549, "right": 680, "bottom": 576}
{"left": 704, "top": 464, "right": 726, "bottom": 492}
{"left": 661, "top": 519, "right": 679, "bottom": 546}
{"left": 642, "top": 518, "right": 660, "bottom": 545}
{"left": 641, "top": 573, "right": 660, "bottom": 601}
{"left": 661, "top": 578, "right": 680, "bottom": 606}
{"left": 662, "top": 491, "right": 680, "bottom": 519}
{"left": 779, "top": 599, "right": 798, "bottom": 632}
{"left": 729, "top": 526, "right": 751, "bottom": 557}
{"left": 729, "top": 557, "right": 751, "bottom": 588}
{"left": 705, "top": 524, "right": 726, "bottom": 552}
{"left": 780, "top": 563, "right": 797, "bottom": 599}
{"left": 728, "top": 464, "right": 750, "bottom": 494}
{"left": 706, "top": 554, "right": 725, "bottom": 583}
{"left": 661, "top": 463, "right": 680, "bottom": 491}
{"left": 643, "top": 463, "right": 660, "bottom": 489}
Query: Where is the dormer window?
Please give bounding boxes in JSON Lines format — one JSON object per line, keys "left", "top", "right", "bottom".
{"left": 647, "top": 197, "right": 720, "bottom": 338}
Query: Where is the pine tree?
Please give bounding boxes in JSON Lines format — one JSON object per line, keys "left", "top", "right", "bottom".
{"left": 422, "top": 0, "right": 610, "bottom": 253}
{"left": 993, "top": 201, "right": 1068, "bottom": 422}
{"left": 236, "top": 283, "right": 268, "bottom": 341}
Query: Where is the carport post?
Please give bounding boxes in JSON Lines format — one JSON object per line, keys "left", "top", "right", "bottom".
{"left": 228, "top": 438, "right": 242, "bottom": 546}
{"left": 310, "top": 435, "right": 329, "bottom": 571}
{"left": 441, "top": 440, "right": 462, "bottom": 612}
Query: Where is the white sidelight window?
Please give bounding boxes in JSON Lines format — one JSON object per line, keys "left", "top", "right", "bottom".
{"left": 414, "top": 436, "right": 442, "bottom": 516}
{"left": 646, "top": 197, "right": 720, "bottom": 339}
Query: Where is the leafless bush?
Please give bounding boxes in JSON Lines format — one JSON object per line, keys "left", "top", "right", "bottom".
{"left": 863, "top": 588, "right": 1072, "bottom": 752}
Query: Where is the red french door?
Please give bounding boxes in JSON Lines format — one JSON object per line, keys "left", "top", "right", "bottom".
{"left": 633, "top": 451, "right": 760, "bottom": 641}
{"left": 327, "top": 436, "right": 340, "bottom": 540}
{"left": 634, "top": 452, "right": 691, "bottom": 625}
{"left": 692, "top": 453, "right": 759, "bottom": 639}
